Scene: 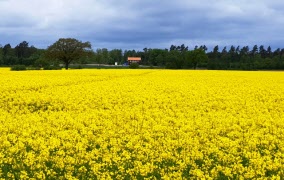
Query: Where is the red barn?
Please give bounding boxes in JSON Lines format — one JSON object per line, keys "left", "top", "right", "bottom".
{"left": 127, "top": 57, "right": 141, "bottom": 64}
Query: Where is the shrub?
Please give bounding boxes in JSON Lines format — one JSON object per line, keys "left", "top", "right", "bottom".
{"left": 10, "top": 65, "right": 27, "bottom": 71}
{"left": 27, "top": 66, "right": 41, "bottom": 70}
{"left": 129, "top": 63, "right": 139, "bottom": 69}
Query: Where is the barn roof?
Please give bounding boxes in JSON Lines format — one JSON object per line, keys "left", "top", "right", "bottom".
{"left": 128, "top": 57, "right": 141, "bottom": 61}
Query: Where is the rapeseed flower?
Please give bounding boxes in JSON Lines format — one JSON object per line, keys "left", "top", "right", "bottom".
{"left": 0, "top": 68, "right": 284, "bottom": 178}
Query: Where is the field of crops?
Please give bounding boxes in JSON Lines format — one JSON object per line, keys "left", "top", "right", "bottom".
{"left": 0, "top": 68, "right": 284, "bottom": 179}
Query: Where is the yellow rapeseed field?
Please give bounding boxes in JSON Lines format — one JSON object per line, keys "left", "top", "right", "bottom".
{"left": 0, "top": 68, "right": 284, "bottom": 179}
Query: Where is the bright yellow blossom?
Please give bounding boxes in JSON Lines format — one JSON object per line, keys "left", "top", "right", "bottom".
{"left": 0, "top": 68, "right": 284, "bottom": 179}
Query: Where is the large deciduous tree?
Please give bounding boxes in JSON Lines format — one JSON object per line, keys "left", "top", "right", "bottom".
{"left": 46, "top": 38, "right": 92, "bottom": 69}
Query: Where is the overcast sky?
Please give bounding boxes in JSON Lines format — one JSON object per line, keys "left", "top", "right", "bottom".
{"left": 0, "top": 0, "right": 284, "bottom": 50}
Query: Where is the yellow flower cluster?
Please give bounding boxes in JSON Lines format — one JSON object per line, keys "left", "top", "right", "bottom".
{"left": 0, "top": 68, "right": 284, "bottom": 179}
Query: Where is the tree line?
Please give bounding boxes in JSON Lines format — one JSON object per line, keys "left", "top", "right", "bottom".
{"left": 207, "top": 45, "right": 284, "bottom": 70}
{"left": 0, "top": 41, "right": 43, "bottom": 66}
{"left": 1, "top": 39, "right": 284, "bottom": 70}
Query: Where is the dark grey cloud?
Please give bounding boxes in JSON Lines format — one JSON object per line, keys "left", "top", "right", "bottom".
{"left": 0, "top": 0, "right": 284, "bottom": 50}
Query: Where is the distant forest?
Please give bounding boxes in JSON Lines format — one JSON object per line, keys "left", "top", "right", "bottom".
{"left": 1, "top": 41, "right": 284, "bottom": 70}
